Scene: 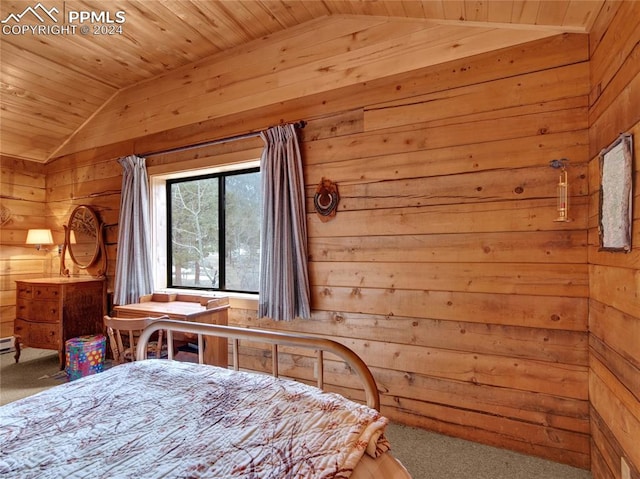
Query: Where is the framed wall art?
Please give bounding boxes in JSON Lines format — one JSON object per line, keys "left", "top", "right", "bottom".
{"left": 599, "top": 133, "right": 634, "bottom": 252}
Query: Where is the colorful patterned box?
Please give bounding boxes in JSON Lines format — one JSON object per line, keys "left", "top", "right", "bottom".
{"left": 65, "top": 335, "right": 106, "bottom": 381}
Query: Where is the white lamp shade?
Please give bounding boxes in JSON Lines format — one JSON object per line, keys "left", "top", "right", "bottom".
{"left": 26, "top": 229, "right": 54, "bottom": 245}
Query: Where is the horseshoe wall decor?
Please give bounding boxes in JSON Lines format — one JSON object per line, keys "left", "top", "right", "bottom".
{"left": 314, "top": 178, "right": 339, "bottom": 222}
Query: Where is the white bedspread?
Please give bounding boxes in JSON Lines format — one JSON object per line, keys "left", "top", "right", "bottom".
{"left": 0, "top": 359, "right": 391, "bottom": 478}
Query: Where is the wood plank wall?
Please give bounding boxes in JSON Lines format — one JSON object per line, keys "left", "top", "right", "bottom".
{"left": 26, "top": 31, "right": 590, "bottom": 468}
{"left": 0, "top": 157, "right": 50, "bottom": 339}
{"left": 29, "top": 31, "right": 592, "bottom": 469}
{"left": 587, "top": 2, "right": 640, "bottom": 479}
{"left": 279, "top": 33, "right": 592, "bottom": 468}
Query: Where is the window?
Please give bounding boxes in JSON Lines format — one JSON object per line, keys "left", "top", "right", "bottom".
{"left": 167, "top": 167, "right": 260, "bottom": 293}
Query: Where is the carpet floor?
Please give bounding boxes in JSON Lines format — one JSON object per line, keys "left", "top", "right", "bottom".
{"left": 385, "top": 423, "right": 592, "bottom": 479}
{"left": 1, "top": 348, "right": 592, "bottom": 479}
{"left": 1, "top": 347, "right": 65, "bottom": 406}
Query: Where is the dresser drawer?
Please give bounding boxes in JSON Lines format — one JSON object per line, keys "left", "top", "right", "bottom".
{"left": 16, "top": 283, "right": 33, "bottom": 299}
{"left": 14, "top": 319, "right": 59, "bottom": 350}
{"left": 17, "top": 284, "right": 62, "bottom": 300}
{"left": 33, "top": 285, "right": 62, "bottom": 300}
{"left": 30, "top": 300, "right": 60, "bottom": 323}
{"left": 15, "top": 299, "right": 31, "bottom": 320}
{"left": 18, "top": 298, "right": 60, "bottom": 323}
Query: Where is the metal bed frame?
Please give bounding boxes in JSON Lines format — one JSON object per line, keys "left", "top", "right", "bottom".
{"left": 137, "top": 319, "right": 380, "bottom": 410}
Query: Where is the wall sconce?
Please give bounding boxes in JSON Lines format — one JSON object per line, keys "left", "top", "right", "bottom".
{"left": 549, "top": 159, "right": 570, "bottom": 222}
{"left": 25, "top": 229, "right": 54, "bottom": 251}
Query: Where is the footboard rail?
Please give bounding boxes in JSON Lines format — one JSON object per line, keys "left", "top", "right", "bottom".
{"left": 137, "top": 319, "right": 380, "bottom": 410}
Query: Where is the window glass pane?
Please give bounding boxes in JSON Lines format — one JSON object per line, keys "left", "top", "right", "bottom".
{"left": 225, "top": 172, "right": 261, "bottom": 291}
{"left": 170, "top": 178, "right": 219, "bottom": 288}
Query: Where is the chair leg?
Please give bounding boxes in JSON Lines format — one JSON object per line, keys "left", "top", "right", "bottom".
{"left": 106, "top": 327, "right": 122, "bottom": 365}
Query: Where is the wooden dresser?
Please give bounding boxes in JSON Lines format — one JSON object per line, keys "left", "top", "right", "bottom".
{"left": 14, "top": 277, "right": 107, "bottom": 368}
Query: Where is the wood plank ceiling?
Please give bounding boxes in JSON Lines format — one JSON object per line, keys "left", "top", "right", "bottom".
{"left": 0, "top": 1, "right": 605, "bottom": 163}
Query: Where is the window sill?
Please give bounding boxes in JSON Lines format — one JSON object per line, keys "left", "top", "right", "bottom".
{"left": 156, "top": 288, "right": 258, "bottom": 310}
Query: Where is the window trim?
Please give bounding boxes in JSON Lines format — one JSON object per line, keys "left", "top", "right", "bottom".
{"left": 148, "top": 159, "right": 260, "bottom": 295}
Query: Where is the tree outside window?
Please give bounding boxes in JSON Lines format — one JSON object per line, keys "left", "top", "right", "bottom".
{"left": 168, "top": 168, "right": 260, "bottom": 293}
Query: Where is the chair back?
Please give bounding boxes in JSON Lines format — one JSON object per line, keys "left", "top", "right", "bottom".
{"left": 103, "top": 315, "right": 169, "bottom": 364}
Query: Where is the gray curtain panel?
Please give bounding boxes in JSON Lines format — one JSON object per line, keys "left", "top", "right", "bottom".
{"left": 113, "top": 155, "right": 154, "bottom": 305}
{"left": 259, "top": 124, "right": 311, "bottom": 320}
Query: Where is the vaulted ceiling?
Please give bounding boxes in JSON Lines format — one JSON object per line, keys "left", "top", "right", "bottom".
{"left": 0, "top": 1, "right": 606, "bottom": 163}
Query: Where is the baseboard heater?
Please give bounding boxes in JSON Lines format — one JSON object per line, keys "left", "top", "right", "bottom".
{"left": 0, "top": 336, "right": 15, "bottom": 354}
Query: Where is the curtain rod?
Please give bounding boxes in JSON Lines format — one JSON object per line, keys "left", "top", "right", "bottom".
{"left": 140, "top": 120, "right": 307, "bottom": 158}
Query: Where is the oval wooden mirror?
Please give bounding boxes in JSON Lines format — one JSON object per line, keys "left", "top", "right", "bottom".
{"left": 61, "top": 205, "right": 106, "bottom": 276}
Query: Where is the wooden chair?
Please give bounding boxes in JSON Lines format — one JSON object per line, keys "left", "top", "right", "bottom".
{"left": 103, "top": 315, "right": 169, "bottom": 365}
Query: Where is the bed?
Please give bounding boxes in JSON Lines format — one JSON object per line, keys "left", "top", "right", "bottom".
{"left": 0, "top": 319, "right": 411, "bottom": 478}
